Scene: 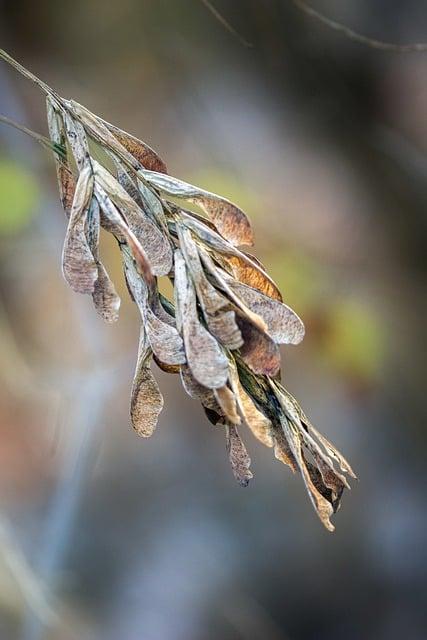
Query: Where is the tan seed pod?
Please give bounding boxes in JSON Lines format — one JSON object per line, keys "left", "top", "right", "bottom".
{"left": 123, "top": 251, "right": 185, "bottom": 366}
{"left": 62, "top": 164, "right": 98, "bottom": 294}
{"left": 93, "top": 159, "right": 173, "bottom": 276}
{"left": 100, "top": 118, "right": 167, "bottom": 173}
{"left": 221, "top": 274, "right": 305, "bottom": 345}
{"left": 178, "top": 211, "right": 281, "bottom": 300}
{"left": 214, "top": 385, "right": 240, "bottom": 425}
{"left": 225, "top": 423, "right": 253, "bottom": 486}
{"left": 228, "top": 360, "right": 273, "bottom": 447}
{"left": 144, "top": 170, "right": 253, "bottom": 246}
{"left": 180, "top": 365, "right": 221, "bottom": 412}
{"left": 62, "top": 110, "right": 90, "bottom": 171}
{"left": 85, "top": 197, "right": 120, "bottom": 323}
{"left": 236, "top": 314, "right": 281, "bottom": 378}
{"left": 177, "top": 225, "right": 243, "bottom": 350}
{"left": 174, "top": 250, "right": 228, "bottom": 389}
{"left": 130, "top": 327, "right": 164, "bottom": 437}
{"left": 199, "top": 248, "right": 267, "bottom": 332}
{"left": 46, "top": 97, "right": 76, "bottom": 217}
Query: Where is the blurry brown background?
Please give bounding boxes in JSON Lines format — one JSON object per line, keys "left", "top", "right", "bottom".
{"left": 0, "top": 1, "right": 426, "bottom": 639}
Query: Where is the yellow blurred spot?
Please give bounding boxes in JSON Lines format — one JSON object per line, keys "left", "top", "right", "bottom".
{"left": 0, "top": 159, "right": 39, "bottom": 235}
{"left": 323, "top": 298, "right": 386, "bottom": 381}
{"left": 266, "top": 251, "right": 324, "bottom": 313}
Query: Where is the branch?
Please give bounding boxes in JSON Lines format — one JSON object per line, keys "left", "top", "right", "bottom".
{"left": 292, "top": 0, "right": 427, "bottom": 52}
{"left": 200, "top": 0, "right": 253, "bottom": 47}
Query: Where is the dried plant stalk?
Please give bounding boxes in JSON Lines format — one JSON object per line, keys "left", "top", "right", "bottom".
{"left": 0, "top": 50, "right": 356, "bottom": 531}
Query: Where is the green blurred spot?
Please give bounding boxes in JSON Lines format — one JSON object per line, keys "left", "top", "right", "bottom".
{"left": 323, "top": 298, "right": 386, "bottom": 381}
{"left": 0, "top": 159, "right": 39, "bottom": 235}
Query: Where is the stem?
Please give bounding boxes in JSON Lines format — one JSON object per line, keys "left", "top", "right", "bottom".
{"left": 0, "top": 49, "right": 60, "bottom": 97}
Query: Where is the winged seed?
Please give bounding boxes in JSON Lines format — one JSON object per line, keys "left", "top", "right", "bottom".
{"left": 223, "top": 275, "right": 305, "bottom": 345}
{"left": 177, "top": 225, "right": 243, "bottom": 349}
{"left": 143, "top": 170, "right": 253, "bottom": 246}
{"left": 62, "top": 164, "right": 98, "bottom": 294}
{"left": 174, "top": 250, "right": 228, "bottom": 389}
{"left": 93, "top": 159, "right": 172, "bottom": 276}
{"left": 130, "top": 327, "right": 164, "bottom": 437}
{"left": 214, "top": 385, "right": 241, "bottom": 425}
{"left": 225, "top": 423, "right": 253, "bottom": 486}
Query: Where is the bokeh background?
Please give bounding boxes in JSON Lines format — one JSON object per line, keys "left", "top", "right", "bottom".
{"left": 0, "top": 1, "right": 426, "bottom": 639}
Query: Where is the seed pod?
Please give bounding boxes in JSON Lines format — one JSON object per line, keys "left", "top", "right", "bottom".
{"left": 174, "top": 249, "right": 228, "bottom": 389}
{"left": 144, "top": 171, "right": 253, "bottom": 246}
{"left": 225, "top": 423, "right": 253, "bottom": 486}
{"left": 62, "top": 164, "right": 98, "bottom": 294}
{"left": 131, "top": 327, "right": 164, "bottom": 437}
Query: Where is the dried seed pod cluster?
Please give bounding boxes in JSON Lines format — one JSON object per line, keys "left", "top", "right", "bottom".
{"left": 0, "top": 49, "right": 355, "bottom": 530}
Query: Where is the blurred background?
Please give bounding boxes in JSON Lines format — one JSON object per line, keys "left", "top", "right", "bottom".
{"left": 0, "top": 1, "right": 426, "bottom": 639}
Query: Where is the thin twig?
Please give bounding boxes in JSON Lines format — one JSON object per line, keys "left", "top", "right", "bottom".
{"left": 292, "top": 0, "right": 427, "bottom": 52}
{"left": 200, "top": 0, "right": 253, "bottom": 47}
{"left": 0, "top": 114, "right": 66, "bottom": 159}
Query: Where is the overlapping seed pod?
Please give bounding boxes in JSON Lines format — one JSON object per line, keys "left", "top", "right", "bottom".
{"left": 42, "top": 84, "right": 356, "bottom": 531}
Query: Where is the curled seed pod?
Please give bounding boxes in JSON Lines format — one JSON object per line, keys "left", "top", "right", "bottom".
{"left": 123, "top": 251, "right": 185, "bottom": 366}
